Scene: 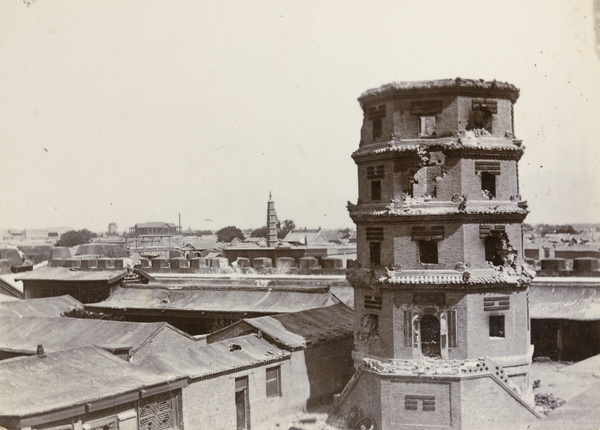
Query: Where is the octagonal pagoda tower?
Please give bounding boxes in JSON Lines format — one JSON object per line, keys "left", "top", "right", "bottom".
{"left": 336, "top": 78, "right": 540, "bottom": 430}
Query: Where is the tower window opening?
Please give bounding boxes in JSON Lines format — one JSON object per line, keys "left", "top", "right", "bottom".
{"left": 489, "top": 315, "right": 505, "bottom": 338}
{"left": 419, "top": 115, "right": 436, "bottom": 137}
{"left": 371, "top": 180, "right": 381, "bottom": 201}
{"left": 363, "top": 313, "right": 379, "bottom": 336}
{"left": 419, "top": 240, "right": 438, "bottom": 264}
{"left": 372, "top": 118, "right": 382, "bottom": 140}
{"left": 469, "top": 107, "right": 493, "bottom": 133}
{"left": 370, "top": 241, "right": 381, "bottom": 266}
{"left": 420, "top": 314, "right": 441, "bottom": 358}
{"left": 485, "top": 234, "right": 504, "bottom": 267}
{"left": 481, "top": 172, "right": 496, "bottom": 198}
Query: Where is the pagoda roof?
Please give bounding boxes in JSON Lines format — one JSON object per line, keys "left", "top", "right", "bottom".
{"left": 383, "top": 269, "right": 523, "bottom": 286}
{"left": 352, "top": 137, "right": 524, "bottom": 161}
{"left": 358, "top": 77, "right": 520, "bottom": 105}
{"left": 349, "top": 201, "right": 529, "bottom": 222}
{"left": 347, "top": 267, "right": 533, "bottom": 289}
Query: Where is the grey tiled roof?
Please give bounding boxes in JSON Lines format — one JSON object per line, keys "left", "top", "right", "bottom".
{"left": 352, "top": 137, "right": 523, "bottom": 159}
{"left": 350, "top": 205, "right": 529, "bottom": 218}
{"left": 382, "top": 269, "right": 522, "bottom": 285}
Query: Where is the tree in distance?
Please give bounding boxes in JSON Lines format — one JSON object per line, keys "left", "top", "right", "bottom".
{"left": 278, "top": 219, "right": 296, "bottom": 239}
{"left": 55, "top": 229, "right": 98, "bottom": 247}
{"left": 250, "top": 219, "right": 296, "bottom": 239}
{"left": 216, "top": 226, "right": 245, "bottom": 243}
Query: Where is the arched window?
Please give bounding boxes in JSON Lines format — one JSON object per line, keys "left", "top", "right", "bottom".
{"left": 420, "top": 314, "right": 441, "bottom": 358}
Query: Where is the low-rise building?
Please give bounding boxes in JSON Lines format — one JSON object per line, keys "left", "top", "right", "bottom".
{"left": 137, "top": 334, "right": 296, "bottom": 430}
{"left": 16, "top": 265, "right": 128, "bottom": 303}
{"left": 130, "top": 222, "right": 180, "bottom": 236}
{"left": 208, "top": 302, "right": 355, "bottom": 407}
{"left": 0, "top": 317, "right": 196, "bottom": 361}
{"left": 0, "top": 346, "right": 187, "bottom": 430}
{"left": 86, "top": 280, "right": 338, "bottom": 335}
{"left": 0, "top": 295, "right": 82, "bottom": 317}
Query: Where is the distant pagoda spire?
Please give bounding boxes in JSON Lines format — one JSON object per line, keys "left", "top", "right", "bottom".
{"left": 267, "top": 192, "right": 278, "bottom": 247}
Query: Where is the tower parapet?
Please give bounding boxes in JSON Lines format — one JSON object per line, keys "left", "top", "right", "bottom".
{"left": 336, "top": 78, "right": 540, "bottom": 430}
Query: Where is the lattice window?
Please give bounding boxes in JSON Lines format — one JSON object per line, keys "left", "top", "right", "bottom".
{"left": 364, "top": 295, "right": 382, "bottom": 310}
{"left": 484, "top": 296, "right": 510, "bottom": 311}
{"left": 410, "top": 100, "right": 443, "bottom": 115}
{"left": 366, "top": 227, "right": 384, "bottom": 241}
{"left": 479, "top": 224, "right": 505, "bottom": 239}
{"left": 139, "top": 391, "right": 177, "bottom": 430}
{"left": 366, "top": 165, "right": 385, "bottom": 179}
{"left": 367, "top": 104, "right": 386, "bottom": 119}
{"left": 472, "top": 99, "right": 498, "bottom": 114}
{"left": 405, "top": 395, "right": 436, "bottom": 411}
{"left": 475, "top": 161, "right": 501, "bottom": 175}
{"left": 412, "top": 226, "right": 445, "bottom": 241}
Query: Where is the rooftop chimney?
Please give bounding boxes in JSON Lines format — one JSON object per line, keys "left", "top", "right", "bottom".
{"left": 37, "top": 344, "right": 46, "bottom": 358}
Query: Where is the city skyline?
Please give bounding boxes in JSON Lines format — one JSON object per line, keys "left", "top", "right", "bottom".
{"left": 1, "top": 0, "right": 599, "bottom": 232}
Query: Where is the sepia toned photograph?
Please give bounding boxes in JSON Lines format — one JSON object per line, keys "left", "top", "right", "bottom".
{"left": 1, "top": 1, "right": 599, "bottom": 429}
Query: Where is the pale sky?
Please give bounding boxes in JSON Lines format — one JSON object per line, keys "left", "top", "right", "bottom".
{"left": 1, "top": 0, "right": 599, "bottom": 233}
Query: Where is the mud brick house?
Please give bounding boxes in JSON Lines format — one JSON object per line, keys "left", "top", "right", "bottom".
{"left": 335, "top": 78, "right": 541, "bottom": 429}
{"left": 0, "top": 317, "right": 196, "bottom": 361}
{"left": 208, "top": 302, "right": 355, "bottom": 407}
{"left": 0, "top": 346, "right": 187, "bottom": 430}
{"left": 137, "top": 334, "right": 295, "bottom": 430}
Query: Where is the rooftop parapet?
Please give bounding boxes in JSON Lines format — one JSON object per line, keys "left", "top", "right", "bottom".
{"left": 358, "top": 77, "right": 520, "bottom": 106}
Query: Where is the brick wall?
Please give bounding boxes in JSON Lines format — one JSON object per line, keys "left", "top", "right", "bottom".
{"left": 464, "top": 290, "right": 530, "bottom": 359}
{"left": 463, "top": 222, "right": 523, "bottom": 270}
{"left": 360, "top": 95, "right": 514, "bottom": 145}
{"left": 359, "top": 221, "right": 523, "bottom": 271}
{"left": 459, "top": 158, "right": 518, "bottom": 200}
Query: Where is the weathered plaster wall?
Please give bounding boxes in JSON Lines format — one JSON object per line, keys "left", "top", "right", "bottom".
{"left": 336, "top": 370, "right": 383, "bottom": 429}
{"left": 181, "top": 358, "right": 306, "bottom": 430}
{"left": 459, "top": 376, "right": 538, "bottom": 430}
{"left": 381, "top": 378, "right": 457, "bottom": 429}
